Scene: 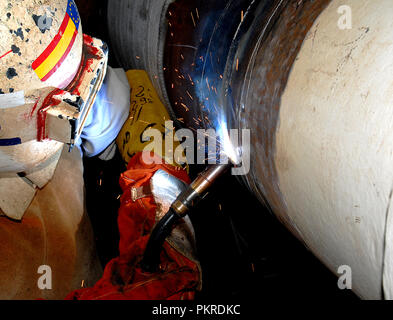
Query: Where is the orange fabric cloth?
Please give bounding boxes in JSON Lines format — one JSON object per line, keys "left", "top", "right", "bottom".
{"left": 66, "top": 152, "right": 200, "bottom": 300}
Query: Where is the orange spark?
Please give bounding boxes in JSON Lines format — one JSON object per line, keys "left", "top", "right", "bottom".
{"left": 190, "top": 11, "right": 196, "bottom": 27}
{"left": 180, "top": 103, "right": 189, "bottom": 111}
{"left": 186, "top": 90, "right": 193, "bottom": 100}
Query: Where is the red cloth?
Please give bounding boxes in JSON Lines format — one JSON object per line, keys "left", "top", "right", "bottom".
{"left": 66, "top": 152, "right": 200, "bottom": 300}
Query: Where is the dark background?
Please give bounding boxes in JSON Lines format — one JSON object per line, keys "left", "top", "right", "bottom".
{"left": 76, "top": 0, "right": 358, "bottom": 301}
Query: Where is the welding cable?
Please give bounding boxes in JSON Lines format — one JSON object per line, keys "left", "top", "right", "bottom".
{"left": 141, "top": 164, "right": 230, "bottom": 273}
{"left": 140, "top": 181, "right": 202, "bottom": 273}
{"left": 141, "top": 208, "right": 182, "bottom": 273}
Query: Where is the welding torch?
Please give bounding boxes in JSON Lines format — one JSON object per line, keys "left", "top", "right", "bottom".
{"left": 141, "top": 163, "right": 231, "bottom": 273}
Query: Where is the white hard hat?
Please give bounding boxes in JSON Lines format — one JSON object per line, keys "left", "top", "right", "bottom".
{"left": 0, "top": 0, "right": 108, "bottom": 174}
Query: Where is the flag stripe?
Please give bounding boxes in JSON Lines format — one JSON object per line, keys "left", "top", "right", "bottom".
{"left": 40, "top": 27, "right": 78, "bottom": 82}
{"left": 32, "top": 14, "right": 70, "bottom": 70}
{"left": 33, "top": 15, "right": 77, "bottom": 80}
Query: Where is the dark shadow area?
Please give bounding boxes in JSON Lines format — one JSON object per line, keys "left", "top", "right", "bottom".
{"left": 82, "top": 147, "right": 124, "bottom": 266}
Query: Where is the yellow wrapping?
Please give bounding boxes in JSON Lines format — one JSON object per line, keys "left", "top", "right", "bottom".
{"left": 117, "top": 70, "right": 186, "bottom": 169}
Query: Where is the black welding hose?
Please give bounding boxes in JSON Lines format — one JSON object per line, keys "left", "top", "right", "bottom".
{"left": 141, "top": 164, "right": 231, "bottom": 273}
{"left": 140, "top": 208, "right": 182, "bottom": 273}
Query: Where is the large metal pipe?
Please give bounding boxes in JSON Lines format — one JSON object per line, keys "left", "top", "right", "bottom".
{"left": 108, "top": 0, "right": 393, "bottom": 299}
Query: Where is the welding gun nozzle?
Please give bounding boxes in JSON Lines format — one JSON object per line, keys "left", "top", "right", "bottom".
{"left": 172, "top": 164, "right": 230, "bottom": 216}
